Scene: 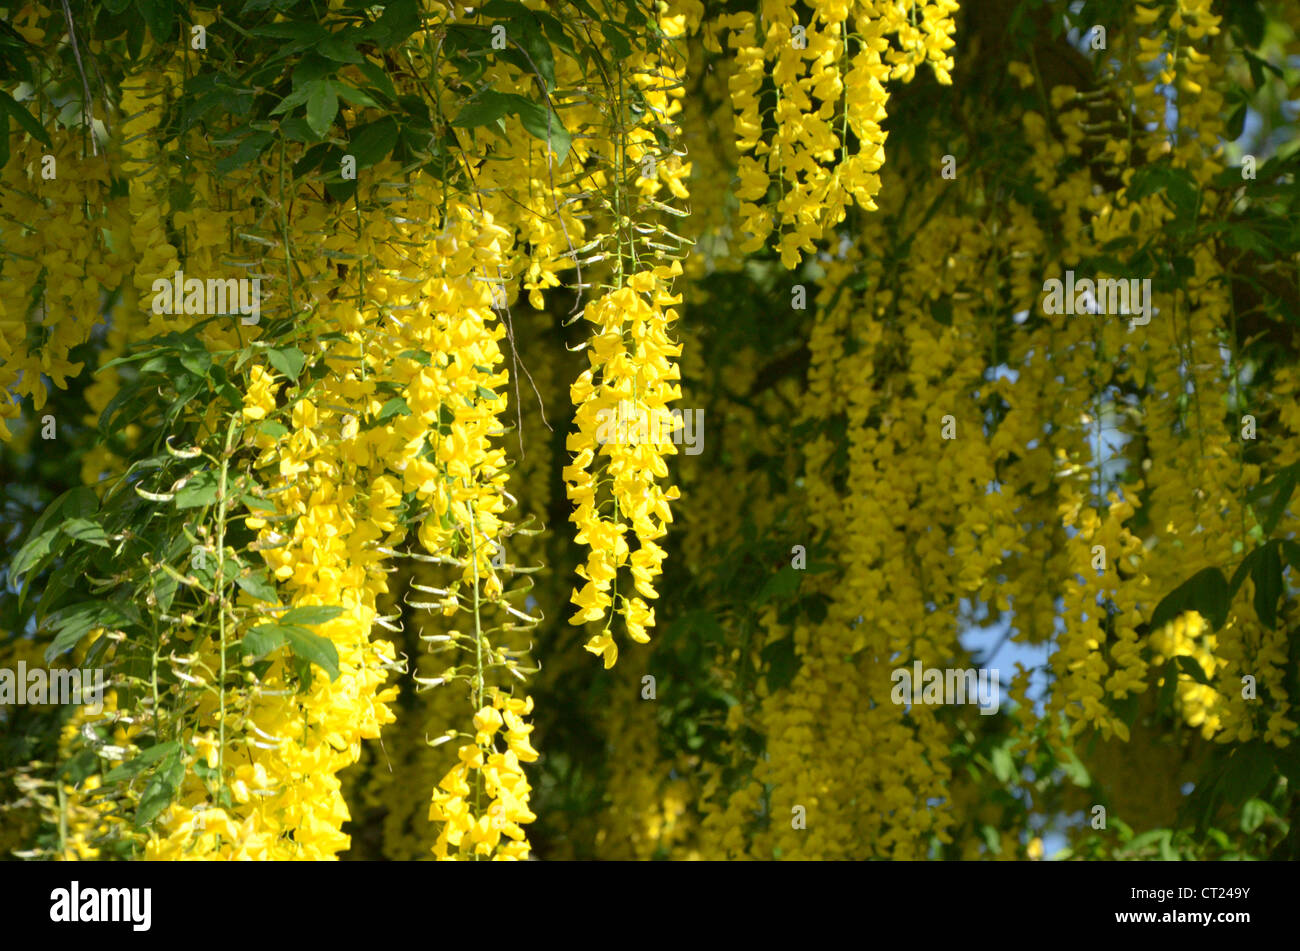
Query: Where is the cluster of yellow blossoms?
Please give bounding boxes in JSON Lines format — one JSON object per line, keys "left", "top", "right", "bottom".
{"left": 5, "top": 0, "right": 1300, "bottom": 866}
{"left": 557, "top": 3, "right": 693, "bottom": 665}
{"left": 429, "top": 690, "right": 538, "bottom": 859}
{"left": 0, "top": 126, "right": 125, "bottom": 436}
{"left": 720, "top": 0, "right": 958, "bottom": 266}
{"left": 566, "top": 266, "right": 683, "bottom": 666}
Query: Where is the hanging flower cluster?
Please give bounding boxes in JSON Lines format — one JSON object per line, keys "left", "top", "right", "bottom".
{"left": 721, "top": 0, "right": 960, "bottom": 267}
{"left": 566, "top": 263, "right": 684, "bottom": 666}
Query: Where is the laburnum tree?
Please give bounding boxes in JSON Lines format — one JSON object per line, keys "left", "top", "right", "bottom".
{"left": 0, "top": 0, "right": 1298, "bottom": 861}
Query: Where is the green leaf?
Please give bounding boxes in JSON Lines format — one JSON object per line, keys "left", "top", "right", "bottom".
{"left": 179, "top": 348, "right": 212, "bottom": 378}
{"left": 125, "top": 12, "right": 145, "bottom": 58}
{"left": 1223, "top": 223, "right": 1276, "bottom": 258}
{"left": 235, "top": 569, "right": 279, "bottom": 603}
{"left": 1173, "top": 655, "right": 1213, "bottom": 686}
{"left": 377, "top": 397, "right": 411, "bottom": 421}
{"left": 295, "top": 139, "right": 336, "bottom": 177}
{"left": 1220, "top": 743, "right": 1273, "bottom": 808}
{"left": 533, "top": 9, "right": 576, "bottom": 58}
{"left": 0, "top": 90, "right": 52, "bottom": 147}
{"left": 478, "top": 0, "right": 529, "bottom": 15}
{"left": 356, "top": 59, "right": 399, "bottom": 102}
{"left": 60, "top": 486, "right": 100, "bottom": 520}
{"left": 270, "top": 85, "right": 313, "bottom": 117}
{"left": 325, "top": 177, "right": 358, "bottom": 203}
{"left": 192, "top": 553, "right": 241, "bottom": 592}
{"left": 151, "top": 565, "right": 179, "bottom": 614}
{"left": 175, "top": 469, "right": 220, "bottom": 509}
{"left": 27, "top": 552, "right": 77, "bottom": 625}
{"left": 1126, "top": 164, "right": 1199, "bottom": 218}
{"left": 135, "top": 781, "right": 172, "bottom": 827}
{"left": 1060, "top": 747, "right": 1091, "bottom": 787}
{"left": 103, "top": 741, "right": 181, "bottom": 784}
{"left": 1226, "top": 102, "right": 1247, "bottom": 141}
{"left": 990, "top": 745, "right": 1015, "bottom": 783}
{"left": 216, "top": 130, "right": 274, "bottom": 174}
{"left": 1149, "top": 566, "right": 1229, "bottom": 632}
{"left": 1228, "top": 0, "right": 1266, "bottom": 50}
{"left": 347, "top": 116, "right": 399, "bottom": 168}
{"left": 62, "top": 518, "right": 110, "bottom": 548}
{"left": 1252, "top": 541, "right": 1282, "bottom": 628}
{"left": 513, "top": 15, "right": 556, "bottom": 90}
{"left": 568, "top": 0, "right": 602, "bottom": 22}
{"left": 17, "top": 490, "right": 94, "bottom": 575}
{"left": 1106, "top": 691, "right": 1140, "bottom": 729}
{"left": 512, "top": 97, "right": 570, "bottom": 163}
{"left": 11, "top": 524, "right": 63, "bottom": 581}
{"left": 451, "top": 90, "right": 517, "bottom": 129}
{"left": 44, "top": 602, "right": 129, "bottom": 662}
{"left": 1261, "top": 470, "right": 1296, "bottom": 535}
{"left": 1229, "top": 545, "right": 1264, "bottom": 599}
{"left": 266, "top": 346, "right": 306, "bottom": 381}
{"left": 1241, "top": 798, "right": 1268, "bottom": 834}
{"left": 601, "top": 23, "right": 632, "bottom": 60}
{"left": 134, "top": 0, "right": 176, "bottom": 45}
{"left": 475, "top": 385, "right": 499, "bottom": 401}
{"left": 284, "top": 625, "right": 340, "bottom": 680}
{"left": 398, "top": 349, "right": 431, "bottom": 366}
{"left": 668, "top": 610, "right": 726, "bottom": 645}
{"left": 1241, "top": 48, "right": 1283, "bottom": 85}
{"left": 931, "top": 297, "right": 953, "bottom": 326}
{"left": 135, "top": 749, "right": 183, "bottom": 827}
{"left": 318, "top": 34, "right": 364, "bottom": 64}
{"left": 258, "top": 420, "right": 289, "bottom": 439}
{"left": 279, "top": 605, "right": 343, "bottom": 627}
{"left": 761, "top": 636, "right": 800, "bottom": 692}
{"left": 306, "top": 80, "right": 339, "bottom": 137}
{"left": 242, "top": 623, "right": 288, "bottom": 659}
{"left": 242, "top": 492, "right": 277, "bottom": 514}
{"left": 368, "top": 0, "right": 420, "bottom": 46}
{"left": 756, "top": 565, "right": 802, "bottom": 605}
{"left": 292, "top": 57, "right": 334, "bottom": 89}
{"left": 334, "top": 83, "right": 378, "bottom": 108}
{"left": 251, "top": 21, "right": 329, "bottom": 42}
